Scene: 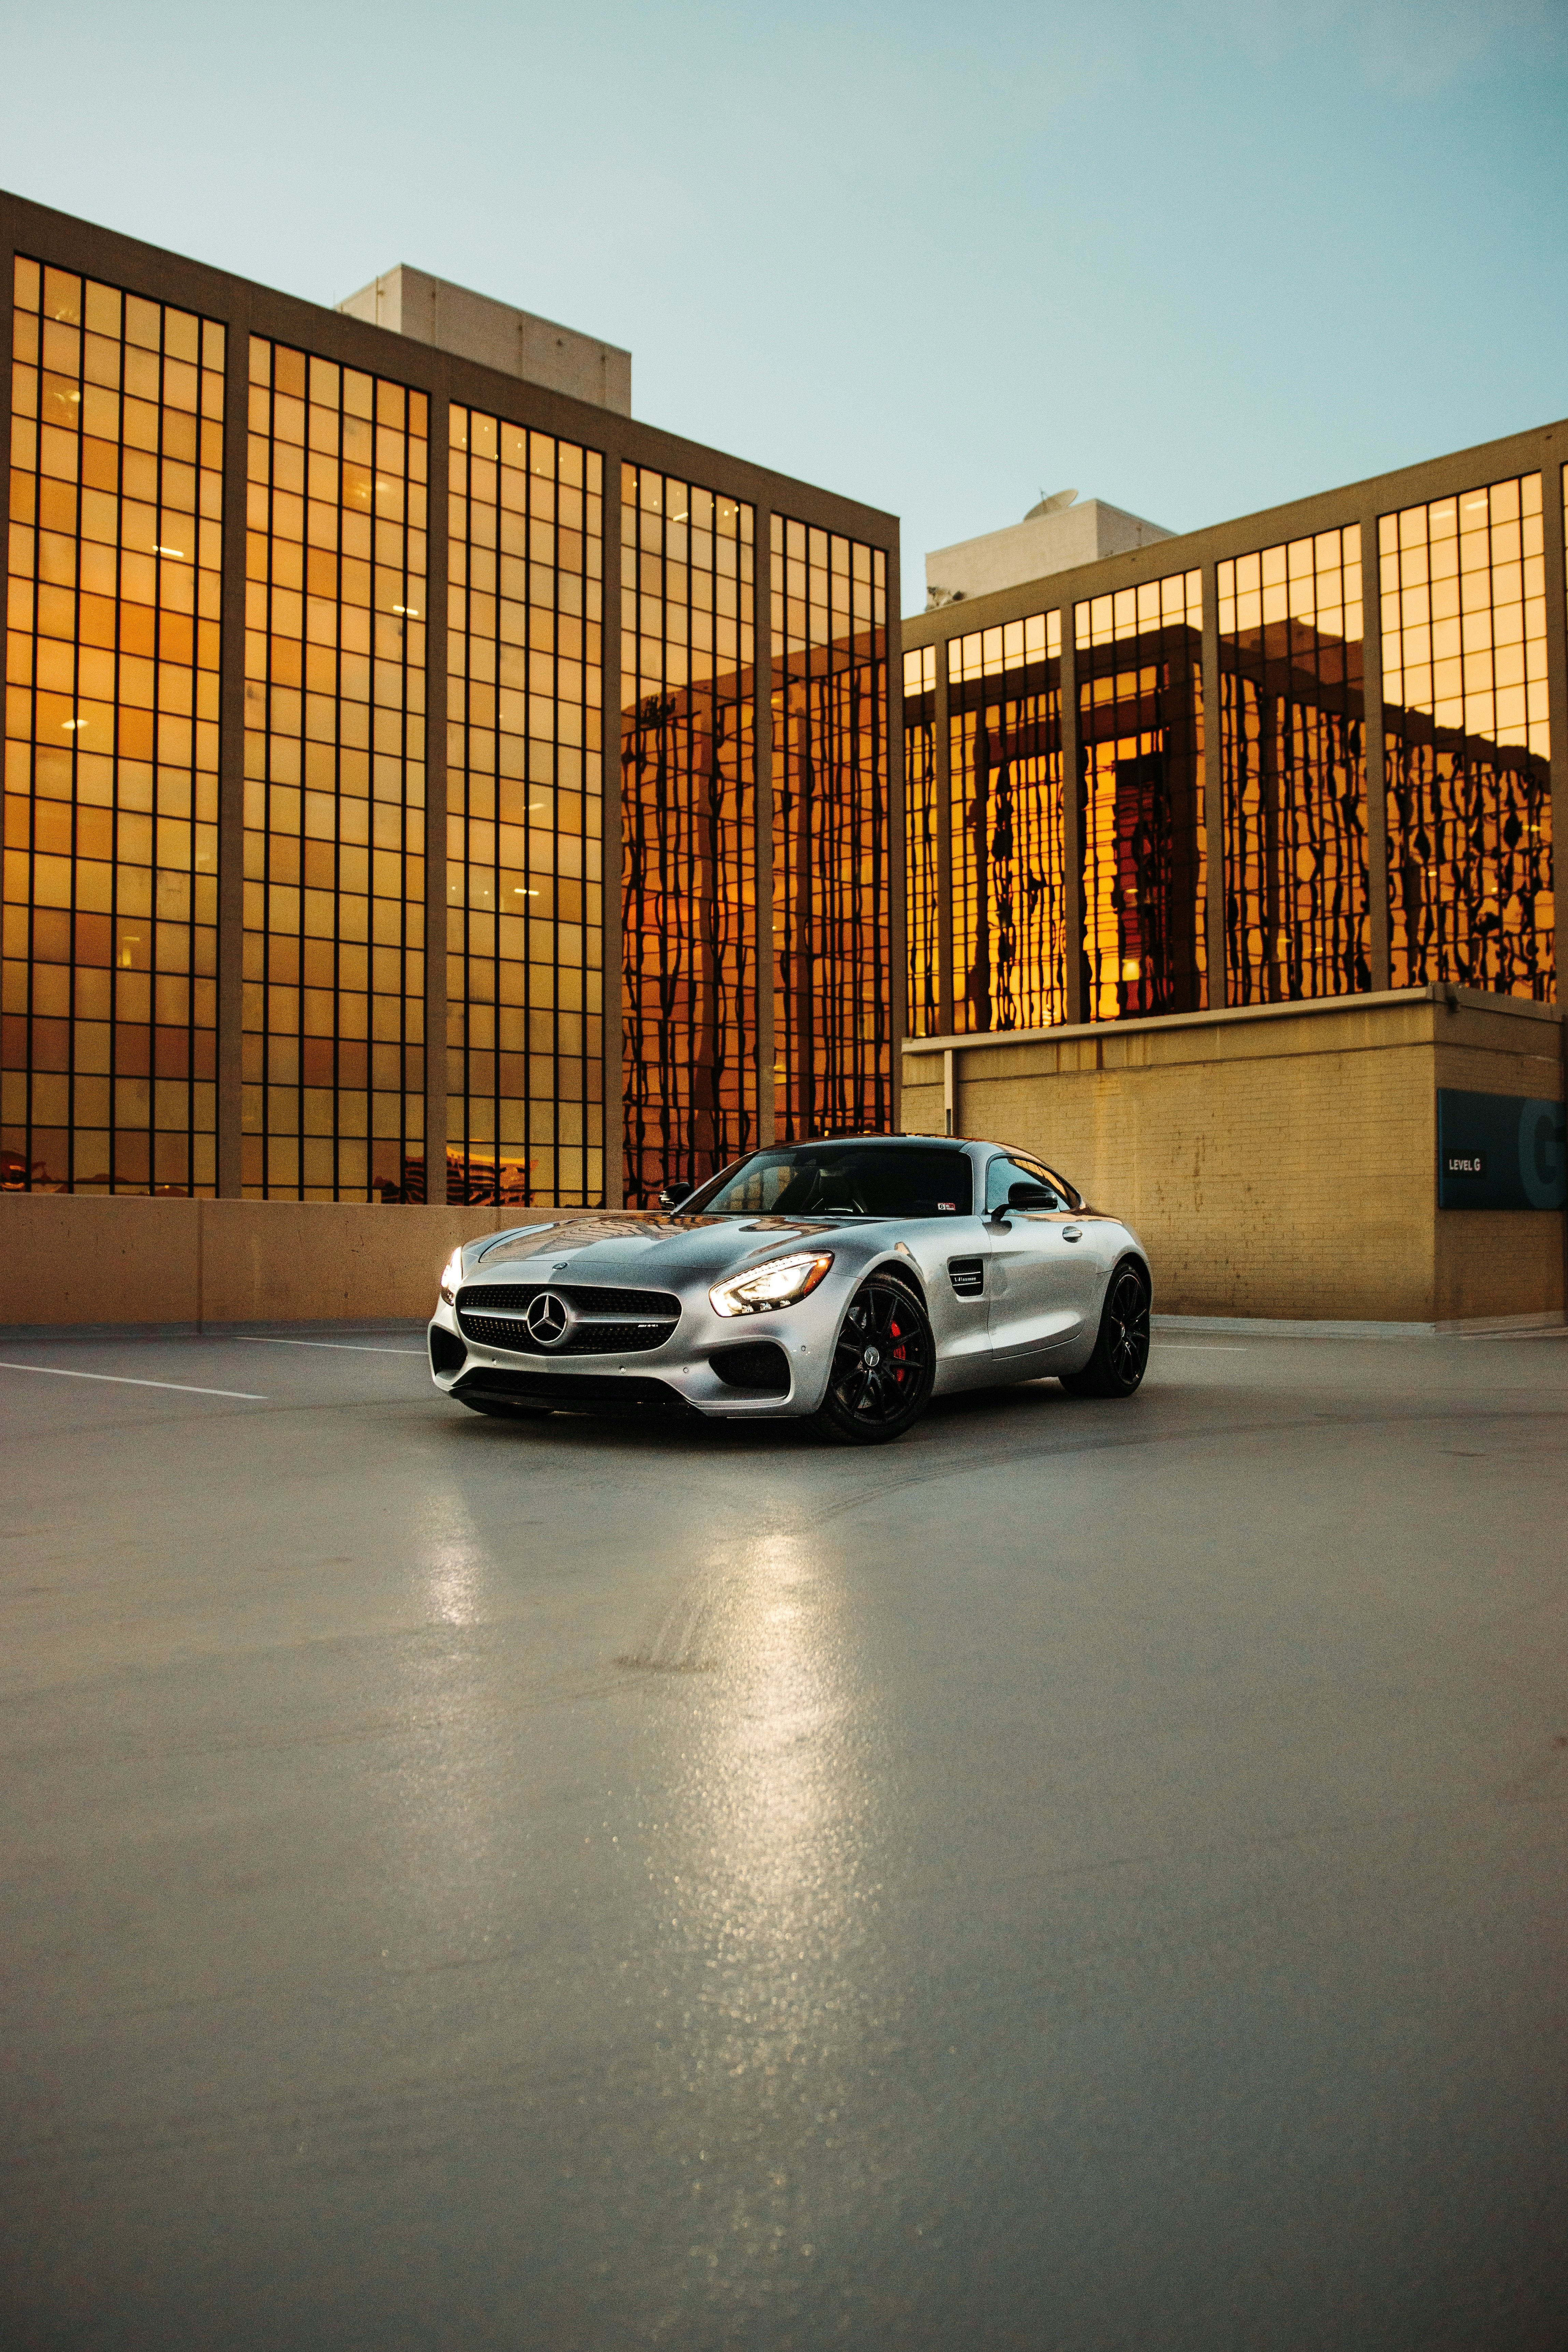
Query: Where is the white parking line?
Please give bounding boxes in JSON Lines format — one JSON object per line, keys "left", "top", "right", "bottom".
{"left": 0, "top": 1361, "right": 268, "bottom": 1399}
{"left": 234, "top": 1337, "right": 424, "bottom": 1356}
{"left": 1158, "top": 1344, "right": 1250, "bottom": 1351}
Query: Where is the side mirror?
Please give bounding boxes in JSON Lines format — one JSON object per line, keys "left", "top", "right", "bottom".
{"left": 1007, "top": 1181, "right": 1060, "bottom": 1210}
{"left": 658, "top": 1178, "right": 695, "bottom": 1211}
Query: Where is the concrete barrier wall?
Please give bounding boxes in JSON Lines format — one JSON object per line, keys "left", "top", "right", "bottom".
{"left": 902, "top": 988, "right": 1565, "bottom": 1324}
{"left": 0, "top": 1197, "right": 628, "bottom": 1329}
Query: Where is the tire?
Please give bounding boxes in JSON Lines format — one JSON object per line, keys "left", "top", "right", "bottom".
{"left": 808, "top": 1274, "right": 935, "bottom": 1444}
{"left": 1060, "top": 1260, "right": 1150, "bottom": 1399}
{"left": 459, "top": 1396, "right": 551, "bottom": 1420}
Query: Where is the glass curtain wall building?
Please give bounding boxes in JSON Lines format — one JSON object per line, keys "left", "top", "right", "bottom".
{"left": 903, "top": 423, "right": 1564, "bottom": 1042}
{"left": 1, "top": 194, "right": 898, "bottom": 1202}
{"left": 4, "top": 256, "right": 224, "bottom": 1193}
{"left": 769, "top": 517, "right": 891, "bottom": 1142}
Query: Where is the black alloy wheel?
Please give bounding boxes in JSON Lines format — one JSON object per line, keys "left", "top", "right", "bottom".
{"left": 1061, "top": 1261, "right": 1151, "bottom": 1399}
{"left": 809, "top": 1275, "right": 935, "bottom": 1444}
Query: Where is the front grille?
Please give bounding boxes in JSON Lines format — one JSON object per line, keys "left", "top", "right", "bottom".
{"left": 458, "top": 1282, "right": 680, "bottom": 1318}
{"left": 948, "top": 1255, "right": 985, "bottom": 1298}
{"left": 455, "top": 1281, "right": 680, "bottom": 1357}
{"left": 452, "top": 1368, "right": 689, "bottom": 1415}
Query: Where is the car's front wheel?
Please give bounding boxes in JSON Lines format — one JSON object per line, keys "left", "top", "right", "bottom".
{"left": 1060, "top": 1260, "right": 1150, "bottom": 1398}
{"left": 808, "top": 1275, "right": 935, "bottom": 1444}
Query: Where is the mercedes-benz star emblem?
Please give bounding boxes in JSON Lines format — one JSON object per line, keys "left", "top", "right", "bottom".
{"left": 524, "top": 1291, "right": 570, "bottom": 1347}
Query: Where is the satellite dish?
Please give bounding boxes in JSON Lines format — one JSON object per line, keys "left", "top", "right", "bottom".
{"left": 1025, "top": 487, "right": 1078, "bottom": 521}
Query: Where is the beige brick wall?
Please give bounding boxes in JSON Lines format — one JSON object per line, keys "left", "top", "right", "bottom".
{"left": 903, "top": 990, "right": 1564, "bottom": 1324}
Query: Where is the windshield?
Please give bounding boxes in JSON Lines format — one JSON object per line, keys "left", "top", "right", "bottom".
{"left": 685, "top": 1143, "right": 974, "bottom": 1220}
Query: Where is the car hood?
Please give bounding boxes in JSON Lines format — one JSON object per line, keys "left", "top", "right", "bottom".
{"left": 463, "top": 1214, "right": 858, "bottom": 1288}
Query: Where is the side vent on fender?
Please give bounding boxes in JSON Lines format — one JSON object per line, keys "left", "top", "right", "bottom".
{"left": 947, "top": 1256, "right": 984, "bottom": 1299}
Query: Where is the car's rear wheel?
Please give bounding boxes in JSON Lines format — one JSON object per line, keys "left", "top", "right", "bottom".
{"left": 1060, "top": 1260, "right": 1150, "bottom": 1398}
{"left": 808, "top": 1275, "right": 934, "bottom": 1444}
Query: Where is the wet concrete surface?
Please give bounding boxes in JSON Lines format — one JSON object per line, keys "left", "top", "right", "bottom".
{"left": 2, "top": 1325, "right": 1566, "bottom": 2350}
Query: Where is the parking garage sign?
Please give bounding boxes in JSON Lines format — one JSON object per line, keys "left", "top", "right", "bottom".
{"left": 1437, "top": 1089, "right": 1566, "bottom": 1209}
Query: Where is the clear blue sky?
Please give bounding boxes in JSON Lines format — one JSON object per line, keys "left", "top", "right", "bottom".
{"left": 4, "top": 0, "right": 1565, "bottom": 611}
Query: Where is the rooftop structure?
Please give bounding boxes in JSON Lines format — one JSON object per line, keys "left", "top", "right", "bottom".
{"left": 925, "top": 491, "right": 1173, "bottom": 608}
{"left": 337, "top": 265, "right": 632, "bottom": 415}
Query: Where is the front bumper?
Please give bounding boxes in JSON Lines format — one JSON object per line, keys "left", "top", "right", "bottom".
{"left": 426, "top": 1287, "right": 844, "bottom": 1419}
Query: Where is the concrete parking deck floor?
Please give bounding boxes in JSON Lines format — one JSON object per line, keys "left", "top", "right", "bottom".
{"left": 2, "top": 1326, "right": 1566, "bottom": 2351}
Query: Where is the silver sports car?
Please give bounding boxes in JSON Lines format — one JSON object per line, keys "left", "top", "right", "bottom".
{"left": 426, "top": 1134, "right": 1151, "bottom": 1444}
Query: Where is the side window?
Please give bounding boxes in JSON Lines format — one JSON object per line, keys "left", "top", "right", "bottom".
{"left": 985, "top": 1153, "right": 1074, "bottom": 1213}
{"left": 1034, "top": 1162, "right": 1082, "bottom": 1210}
{"left": 984, "top": 1155, "right": 1037, "bottom": 1213}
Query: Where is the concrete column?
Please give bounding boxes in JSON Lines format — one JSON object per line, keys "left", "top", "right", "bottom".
{"left": 886, "top": 547, "right": 905, "bottom": 1135}
{"left": 599, "top": 443, "right": 624, "bottom": 1204}
{"left": 215, "top": 289, "right": 252, "bottom": 1196}
{"left": 1201, "top": 559, "right": 1225, "bottom": 1009}
{"left": 934, "top": 646, "right": 954, "bottom": 1039}
{"left": 1361, "top": 511, "right": 1391, "bottom": 991}
{"left": 1061, "top": 613, "right": 1085, "bottom": 1027}
{"left": 754, "top": 505, "right": 775, "bottom": 1148}
{"left": 422, "top": 363, "right": 449, "bottom": 1201}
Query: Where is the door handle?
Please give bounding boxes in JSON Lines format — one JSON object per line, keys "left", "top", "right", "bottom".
{"left": 1062, "top": 1227, "right": 1083, "bottom": 1242}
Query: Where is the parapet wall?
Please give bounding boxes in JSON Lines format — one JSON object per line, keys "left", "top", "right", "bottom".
{"left": 0, "top": 1197, "right": 621, "bottom": 1330}
{"left": 3, "top": 987, "right": 1562, "bottom": 1331}
{"left": 901, "top": 986, "right": 1565, "bottom": 1326}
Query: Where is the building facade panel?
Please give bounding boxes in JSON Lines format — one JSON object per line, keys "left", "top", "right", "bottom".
{"left": 902, "top": 642, "right": 939, "bottom": 1039}
{"left": 241, "top": 338, "right": 427, "bottom": 1200}
{"left": 948, "top": 613, "right": 1065, "bottom": 1033}
{"left": 1382, "top": 472, "right": 1551, "bottom": 997}
{"left": 620, "top": 464, "right": 754, "bottom": 1204}
{"left": 1219, "top": 527, "right": 1368, "bottom": 1006}
{"left": 4, "top": 255, "right": 223, "bottom": 1193}
{"left": 770, "top": 516, "right": 890, "bottom": 1139}
{"left": 446, "top": 406, "right": 603, "bottom": 1208}
{"left": 1076, "top": 575, "right": 1205, "bottom": 1020}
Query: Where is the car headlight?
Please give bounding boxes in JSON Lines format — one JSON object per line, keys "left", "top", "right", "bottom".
{"left": 709, "top": 1251, "right": 833, "bottom": 1318}
{"left": 439, "top": 1246, "right": 463, "bottom": 1305}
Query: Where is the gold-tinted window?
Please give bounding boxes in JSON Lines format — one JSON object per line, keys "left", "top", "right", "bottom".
{"left": 1220, "top": 531, "right": 1367, "bottom": 1004}
{"left": 947, "top": 613, "right": 1064, "bottom": 1033}
{"left": 903, "top": 643, "right": 939, "bottom": 1039}
{"left": 448, "top": 410, "right": 602, "bottom": 1208}
{"left": 621, "top": 465, "right": 753, "bottom": 1203}
{"left": 770, "top": 518, "right": 890, "bottom": 1138}
{"left": 242, "top": 344, "right": 426, "bottom": 1201}
{"left": 1382, "top": 475, "right": 1551, "bottom": 996}
{"left": 4, "top": 257, "right": 223, "bottom": 1194}
{"left": 1077, "top": 578, "right": 1205, "bottom": 1019}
